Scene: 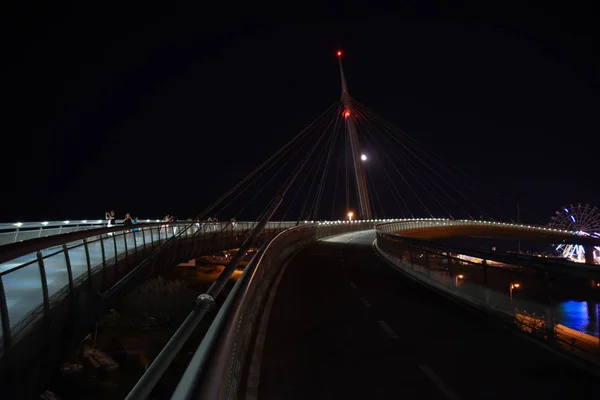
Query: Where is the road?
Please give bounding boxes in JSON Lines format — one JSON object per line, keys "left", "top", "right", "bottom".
{"left": 257, "top": 231, "right": 599, "bottom": 399}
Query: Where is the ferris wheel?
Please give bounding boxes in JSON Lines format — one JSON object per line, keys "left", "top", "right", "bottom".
{"left": 548, "top": 204, "right": 600, "bottom": 263}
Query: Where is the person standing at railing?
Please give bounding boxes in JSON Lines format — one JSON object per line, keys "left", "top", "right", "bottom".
{"left": 105, "top": 210, "right": 116, "bottom": 236}
{"left": 161, "top": 214, "right": 173, "bottom": 235}
{"left": 123, "top": 213, "right": 133, "bottom": 233}
{"left": 105, "top": 210, "right": 116, "bottom": 227}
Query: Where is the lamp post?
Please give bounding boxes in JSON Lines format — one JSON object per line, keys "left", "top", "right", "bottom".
{"left": 510, "top": 282, "right": 521, "bottom": 304}
{"left": 454, "top": 274, "right": 465, "bottom": 288}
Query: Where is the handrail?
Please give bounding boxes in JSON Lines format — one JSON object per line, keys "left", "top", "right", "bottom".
{"left": 170, "top": 228, "right": 291, "bottom": 400}
{"left": 0, "top": 221, "right": 187, "bottom": 266}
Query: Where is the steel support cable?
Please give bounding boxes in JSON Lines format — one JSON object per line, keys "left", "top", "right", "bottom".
{"left": 350, "top": 98, "right": 523, "bottom": 221}
{"left": 312, "top": 111, "right": 343, "bottom": 220}
{"left": 296, "top": 113, "right": 341, "bottom": 222}
{"left": 270, "top": 110, "right": 340, "bottom": 225}
{"left": 285, "top": 128, "right": 335, "bottom": 223}
{"left": 349, "top": 110, "right": 432, "bottom": 217}
{"left": 330, "top": 150, "right": 343, "bottom": 219}
{"left": 197, "top": 100, "right": 341, "bottom": 221}
{"left": 347, "top": 125, "right": 411, "bottom": 218}
{"left": 351, "top": 100, "right": 495, "bottom": 220}
{"left": 364, "top": 163, "right": 385, "bottom": 218}
{"left": 216, "top": 105, "right": 341, "bottom": 219}
{"left": 311, "top": 113, "right": 343, "bottom": 220}
{"left": 274, "top": 143, "right": 330, "bottom": 226}
{"left": 353, "top": 108, "right": 462, "bottom": 220}
{"left": 353, "top": 111, "right": 452, "bottom": 218}
{"left": 229, "top": 122, "right": 330, "bottom": 220}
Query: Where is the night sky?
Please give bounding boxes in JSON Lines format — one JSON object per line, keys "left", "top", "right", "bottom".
{"left": 2, "top": 2, "right": 598, "bottom": 224}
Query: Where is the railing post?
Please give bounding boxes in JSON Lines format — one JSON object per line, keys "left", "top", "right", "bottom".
{"left": 142, "top": 226, "right": 147, "bottom": 250}
{"left": 62, "top": 244, "right": 74, "bottom": 295}
{"left": 149, "top": 226, "right": 155, "bottom": 250}
{"left": 132, "top": 230, "right": 138, "bottom": 262}
{"left": 83, "top": 238, "right": 93, "bottom": 291}
{"left": 0, "top": 275, "right": 12, "bottom": 354}
{"left": 36, "top": 251, "right": 51, "bottom": 320}
{"left": 100, "top": 238, "right": 107, "bottom": 289}
{"left": 123, "top": 231, "right": 129, "bottom": 266}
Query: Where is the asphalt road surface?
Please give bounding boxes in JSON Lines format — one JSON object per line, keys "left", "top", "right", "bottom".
{"left": 257, "top": 231, "right": 599, "bottom": 399}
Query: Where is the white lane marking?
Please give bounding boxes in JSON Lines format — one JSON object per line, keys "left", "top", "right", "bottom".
{"left": 349, "top": 282, "right": 357, "bottom": 290}
{"left": 378, "top": 320, "right": 398, "bottom": 339}
{"left": 418, "top": 364, "right": 459, "bottom": 400}
{"left": 359, "top": 297, "right": 371, "bottom": 308}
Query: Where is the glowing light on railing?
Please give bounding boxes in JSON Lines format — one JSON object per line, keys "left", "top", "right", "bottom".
{"left": 63, "top": 220, "right": 70, "bottom": 224}
{"left": 14, "top": 222, "right": 23, "bottom": 227}
{"left": 41, "top": 221, "right": 49, "bottom": 226}
{"left": 156, "top": 220, "right": 160, "bottom": 222}
{"left": 81, "top": 220, "right": 87, "bottom": 223}
{"left": 96, "top": 220, "right": 102, "bottom": 224}
{"left": 146, "top": 219, "right": 150, "bottom": 222}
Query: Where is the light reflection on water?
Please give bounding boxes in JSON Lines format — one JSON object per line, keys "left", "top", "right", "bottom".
{"left": 556, "top": 300, "right": 600, "bottom": 336}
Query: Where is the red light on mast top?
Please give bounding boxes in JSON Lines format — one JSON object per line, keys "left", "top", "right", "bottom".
{"left": 337, "top": 50, "right": 342, "bottom": 57}
{"left": 343, "top": 110, "right": 350, "bottom": 118}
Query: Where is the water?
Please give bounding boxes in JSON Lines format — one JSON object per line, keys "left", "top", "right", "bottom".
{"left": 556, "top": 300, "right": 600, "bottom": 337}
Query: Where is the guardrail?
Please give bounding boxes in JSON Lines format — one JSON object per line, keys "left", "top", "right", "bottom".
{"left": 0, "top": 220, "right": 303, "bottom": 360}
{"left": 374, "top": 225, "right": 600, "bottom": 368}
{"left": 0, "top": 219, "right": 165, "bottom": 246}
{"left": 126, "top": 220, "right": 380, "bottom": 399}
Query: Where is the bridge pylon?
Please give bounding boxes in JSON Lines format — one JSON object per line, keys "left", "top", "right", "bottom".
{"left": 337, "top": 50, "right": 372, "bottom": 219}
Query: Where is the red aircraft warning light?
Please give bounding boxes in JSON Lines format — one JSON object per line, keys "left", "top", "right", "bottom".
{"left": 343, "top": 110, "right": 351, "bottom": 118}
{"left": 337, "top": 50, "right": 342, "bottom": 57}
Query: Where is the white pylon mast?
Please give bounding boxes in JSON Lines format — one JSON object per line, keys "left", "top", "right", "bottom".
{"left": 337, "top": 50, "right": 372, "bottom": 219}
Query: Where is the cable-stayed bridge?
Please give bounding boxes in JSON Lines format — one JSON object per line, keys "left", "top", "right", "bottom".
{"left": 2, "top": 52, "right": 600, "bottom": 399}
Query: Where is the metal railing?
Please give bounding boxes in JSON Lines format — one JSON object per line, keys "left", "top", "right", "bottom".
{"left": 126, "top": 220, "right": 379, "bottom": 399}
{"left": 374, "top": 225, "right": 600, "bottom": 367}
{"left": 0, "top": 220, "right": 303, "bottom": 361}
{"left": 0, "top": 218, "right": 166, "bottom": 246}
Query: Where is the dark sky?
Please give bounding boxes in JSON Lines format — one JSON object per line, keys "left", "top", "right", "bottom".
{"left": 2, "top": 2, "right": 598, "bottom": 224}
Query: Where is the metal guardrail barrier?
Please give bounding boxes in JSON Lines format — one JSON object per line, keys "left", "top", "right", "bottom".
{"left": 0, "top": 219, "right": 165, "bottom": 246}
{"left": 125, "top": 220, "right": 381, "bottom": 400}
{"left": 0, "top": 220, "right": 303, "bottom": 361}
{"left": 374, "top": 225, "right": 600, "bottom": 368}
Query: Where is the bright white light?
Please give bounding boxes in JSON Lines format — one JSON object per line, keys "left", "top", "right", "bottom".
{"left": 81, "top": 220, "right": 87, "bottom": 223}
{"left": 361, "top": 154, "right": 367, "bottom": 161}
{"left": 63, "top": 220, "right": 70, "bottom": 224}
{"left": 41, "top": 221, "right": 49, "bottom": 226}
{"left": 14, "top": 222, "right": 23, "bottom": 227}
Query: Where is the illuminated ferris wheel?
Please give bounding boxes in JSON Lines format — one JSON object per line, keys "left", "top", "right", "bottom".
{"left": 549, "top": 204, "right": 600, "bottom": 263}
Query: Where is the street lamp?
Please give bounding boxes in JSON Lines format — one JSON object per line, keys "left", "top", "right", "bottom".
{"left": 454, "top": 274, "right": 465, "bottom": 288}
{"left": 509, "top": 282, "right": 521, "bottom": 303}
{"left": 347, "top": 211, "right": 354, "bottom": 221}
